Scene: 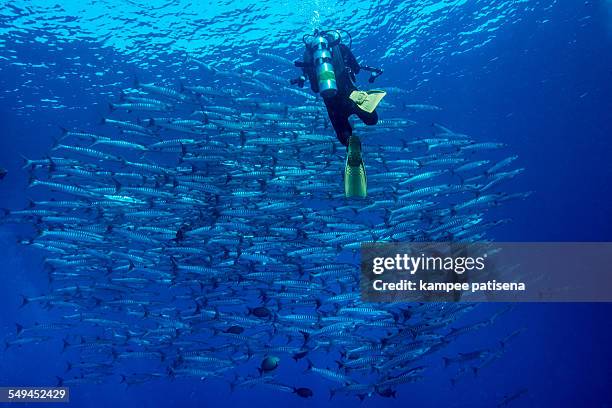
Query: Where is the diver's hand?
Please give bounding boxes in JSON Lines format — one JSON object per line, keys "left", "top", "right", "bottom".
{"left": 359, "top": 64, "right": 384, "bottom": 83}
{"left": 368, "top": 68, "right": 383, "bottom": 83}
{"left": 289, "top": 76, "right": 306, "bottom": 88}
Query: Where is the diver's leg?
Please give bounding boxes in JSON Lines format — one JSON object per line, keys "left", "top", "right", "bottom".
{"left": 337, "top": 101, "right": 366, "bottom": 197}
{"left": 354, "top": 105, "right": 379, "bottom": 126}
{"left": 324, "top": 98, "right": 366, "bottom": 196}
{"left": 325, "top": 99, "right": 353, "bottom": 147}
{"left": 336, "top": 123, "right": 352, "bottom": 147}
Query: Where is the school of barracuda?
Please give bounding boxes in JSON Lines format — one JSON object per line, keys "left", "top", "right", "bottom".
{"left": 2, "top": 51, "right": 529, "bottom": 400}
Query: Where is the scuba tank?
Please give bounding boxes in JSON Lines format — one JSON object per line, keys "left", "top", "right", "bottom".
{"left": 307, "top": 34, "right": 338, "bottom": 98}
{"left": 295, "top": 29, "right": 353, "bottom": 97}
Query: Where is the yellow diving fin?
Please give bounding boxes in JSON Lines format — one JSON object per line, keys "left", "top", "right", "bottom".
{"left": 349, "top": 89, "right": 387, "bottom": 113}
{"left": 344, "top": 135, "right": 367, "bottom": 198}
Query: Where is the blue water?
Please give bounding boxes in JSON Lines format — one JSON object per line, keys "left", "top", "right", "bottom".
{"left": 1, "top": 0, "right": 612, "bottom": 407}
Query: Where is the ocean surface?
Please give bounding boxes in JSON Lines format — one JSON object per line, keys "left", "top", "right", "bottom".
{"left": 1, "top": 0, "right": 611, "bottom": 407}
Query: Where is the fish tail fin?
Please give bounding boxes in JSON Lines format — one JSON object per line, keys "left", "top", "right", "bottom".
{"left": 299, "top": 330, "right": 310, "bottom": 347}
{"left": 20, "top": 155, "right": 32, "bottom": 169}
{"left": 133, "top": 77, "right": 140, "bottom": 89}
{"left": 179, "top": 143, "right": 187, "bottom": 160}
{"left": 305, "top": 358, "right": 313, "bottom": 373}
{"left": 58, "top": 126, "right": 68, "bottom": 138}
{"left": 455, "top": 172, "right": 465, "bottom": 185}
{"left": 62, "top": 338, "right": 70, "bottom": 352}
{"left": 408, "top": 328, "right": 418, "bottom": 339}
{"left": 472, "top": 366, "right": 479, "bottom": 377}
{"left": 50, "top": 134, "right": 61, "bottom": 150}
{"left": 108, "top": 102, "right": 116, "bottom": 112}
{"left": 442, "top": 357, "right": 451, "bottom": 368}
{"left": 65, "top": 361, "right": 72, "bottom": 372}
{"left": 229, "top": 374, "right": 239, "bottom": 392}
{"left": 112, "top": 177, "right": 122, "bottom": 193}
{"left": 15, "top": 323, "right": 23, "bottom": 336}
{"left": 329, "top": 389, "right": 336, "bottom": 400}
{"left": 166, "top": 366, "right": 176, "bottom": 380}
{"left": 244, "top": 346, "right": 254, "bottom": 361}
{"left": 56, "top": 376, "right": 63, "bottom": 387}
{"left": 19, "top": 295, "right": 29, "bottom": 308}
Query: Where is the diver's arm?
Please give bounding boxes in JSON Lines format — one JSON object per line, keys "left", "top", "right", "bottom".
{"left": 295, "top": 50, "right": 319, "bottom": 92}
{"left": 359, "top": 64, "right": 382, "bottom": 73}
{"left": 290, "top": 60, "right": 309, "bottom": 87}
{"left": 341, "top": 45, "right": 360, "bottom": 74}
{"left": 358, "top": 64, "right": 384, "bottom": 83}
{"left": 340, "top": 45, "right": 383, "bottom": 83}
{"left": 289, "top": 76, "right": 306, "bottom": 87}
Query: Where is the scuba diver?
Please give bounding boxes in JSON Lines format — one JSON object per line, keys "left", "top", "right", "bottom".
{"left": 291, "top": 29, "right": 385, "bottom": 198}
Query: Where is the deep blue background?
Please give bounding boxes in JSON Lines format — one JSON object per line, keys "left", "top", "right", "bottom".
{"left": 1, "top": 1, "right": 611, "bottom": 407}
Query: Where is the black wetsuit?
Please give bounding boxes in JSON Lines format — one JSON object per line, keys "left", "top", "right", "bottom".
{"left": 303, "top": 43, "right": 378, "bottom": 146}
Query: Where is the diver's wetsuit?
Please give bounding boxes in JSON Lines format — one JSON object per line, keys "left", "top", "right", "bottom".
{"left": 303, "top": 44, "right": 378, "bottom": 147}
